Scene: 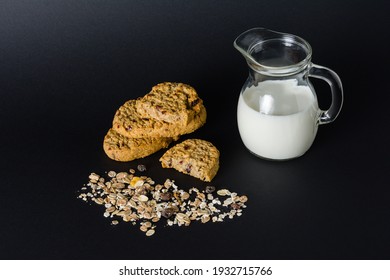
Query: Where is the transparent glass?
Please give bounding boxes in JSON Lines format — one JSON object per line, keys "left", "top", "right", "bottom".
{"left": 234, "top": 27, "right": 343, "bottom": 160}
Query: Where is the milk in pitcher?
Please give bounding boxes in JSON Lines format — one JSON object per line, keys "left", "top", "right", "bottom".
{"left": 237, "top": 79, "right": 319, "bottom": 160}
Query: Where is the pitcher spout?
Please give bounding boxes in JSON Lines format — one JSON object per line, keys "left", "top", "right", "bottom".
{"left": 234, "top": 28, "right": 273, "bottom": 60}
{"left": 234, "top": 27, "right": 312, "bottom": 76}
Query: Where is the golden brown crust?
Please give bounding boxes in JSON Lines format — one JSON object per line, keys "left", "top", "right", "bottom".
{"left": 136, "top": 82, "right": 203, "bottom": 125}
{"left": 112, "top": 99, "right": 206, "bottom": 138}
{"left": 103, "top": 128, "right": 173, "bottom": 162}
{"left": 159, "top": 139, "right": 220, "bottom": 182}
{"left": 104, "top": 82, "right": 207, "bottom": 162}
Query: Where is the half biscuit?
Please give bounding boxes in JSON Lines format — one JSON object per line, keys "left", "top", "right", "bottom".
{"left": 103, "top": 128, "right": 173, "bottom": 162}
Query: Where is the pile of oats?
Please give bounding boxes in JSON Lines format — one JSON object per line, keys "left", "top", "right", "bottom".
{"left": 77, "top": 166, "right": 248, "bottom": 236}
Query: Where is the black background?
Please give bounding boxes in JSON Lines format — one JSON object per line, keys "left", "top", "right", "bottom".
{"left": 0, "top": 0, "right": 389, "bottom": 260}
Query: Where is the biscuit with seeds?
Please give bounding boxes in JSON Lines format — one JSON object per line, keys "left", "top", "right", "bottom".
{"left": 103, "top": 128, "right": 173, "bottom": 162}
{"left": 159, "top": 139, "right": 219, "bottom": 182}
{"left": 136, "top": 82, "right": 202, "bottom": 126}
{"left": 112, "top": 99, "right": 206, "bottom": 139}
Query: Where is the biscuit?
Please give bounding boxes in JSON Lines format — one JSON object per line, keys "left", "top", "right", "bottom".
{"left": 136, "top": 82, "right": 202, "bottom": 126}
{"left": 103, "top": 128, "right": 173, "bottom": 162}
{"left": 112, "top": 99, "right": 206, "bottom": 139}
{"left": 159, "top": 139, "right": 220, "bottom": 182}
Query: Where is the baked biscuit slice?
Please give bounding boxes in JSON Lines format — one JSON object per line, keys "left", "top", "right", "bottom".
{"left": 159, "top": 139, "right": 220, "bottom": 182}
{"left": 103, "top": 128, "right": 173, "bottom": 162}
{"left": 136, "top": 82, "right": 203, "bottom": 126}
{"left": 113, "top": 99, "right": 206, "bottom": 139}
{"left": 180, "top": 104, "right": 207, "bottom": 135}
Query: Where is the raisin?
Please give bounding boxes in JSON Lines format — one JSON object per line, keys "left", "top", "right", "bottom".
{"left": 137, "top": 164, "right": 146, "bottom": 172}
{"left": 160, "top": 192, "right": 172, "bottom": 201}
{"left": 138, "top": 189, "right": 148, "bottom": 196}
{"left": 161, "top": 207, "right": 174, "bottom": 219}
{"left": 231, "top": 203, "right": 241, "bottom": 210}
{"left": 190, "top": 98, "right": 200, "bottom": 107}
{"left": 205, "top": 186, "right": 216, "bottom": 194}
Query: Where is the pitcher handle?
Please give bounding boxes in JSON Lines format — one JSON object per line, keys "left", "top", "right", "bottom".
{"left": 309, "top": 63, "right": 344, "bottom": 124}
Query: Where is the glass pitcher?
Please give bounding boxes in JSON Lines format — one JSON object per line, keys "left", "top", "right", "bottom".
{"left": 234, "top": 27, "right": 343, "bottom": 160}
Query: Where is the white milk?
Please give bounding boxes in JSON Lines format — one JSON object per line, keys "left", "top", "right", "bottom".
{"left": 237, "top": 79, "right": 319, "bottom": 160}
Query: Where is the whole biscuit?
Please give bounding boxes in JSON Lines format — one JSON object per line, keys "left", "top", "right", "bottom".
{"left": 112, "top": 99, "right": 206, "bottom": 138}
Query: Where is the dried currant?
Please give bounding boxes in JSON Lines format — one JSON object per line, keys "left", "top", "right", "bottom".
{"left": 185, "top": 164, "right": 192, "bottom": 174}
{"left": 231, "top": 203, "right": 241, "bottom": 210}
{"left": 137, "top": 164, "right": 146, "bottom": 172}
{"left": 190, "top": 98, "right": 200, "bottom": 107}
{"left": 160, "top": 192, "right": 172, "bottom": 201}
{"left": 161, "top": 207, "right": 175, "bottom": 219}
{"left": 205, "top": 186, "right": 216, "bottom": 194}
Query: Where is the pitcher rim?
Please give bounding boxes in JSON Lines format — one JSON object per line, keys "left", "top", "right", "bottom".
{"left": 234, "top": 27, "right": 313, "bottom": 76}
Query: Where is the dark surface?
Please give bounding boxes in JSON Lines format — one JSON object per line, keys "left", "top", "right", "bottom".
{"left": 0, "top": 0, "right": 389, "bottom": 260}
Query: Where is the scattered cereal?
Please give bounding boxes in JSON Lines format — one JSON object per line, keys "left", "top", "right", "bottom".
{"left": 77, "top": 166, "right": 248, "bottom": 236}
